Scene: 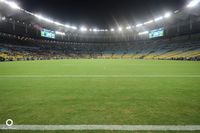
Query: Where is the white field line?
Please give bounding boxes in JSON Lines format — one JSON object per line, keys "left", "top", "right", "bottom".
{"left": 1, "top": 125, "right": 200, "bottom": 131}
{"left": 0, "top": 75, "right": 200, "bottom": 78}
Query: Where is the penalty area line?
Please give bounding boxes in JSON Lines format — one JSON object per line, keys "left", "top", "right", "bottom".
{"left": 1, "top": 125, "right": 200, "bottom": 131}
{"left": 0, "top": 75, "right": 200, "bottom": 78}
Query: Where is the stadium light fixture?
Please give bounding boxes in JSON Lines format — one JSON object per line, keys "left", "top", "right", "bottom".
{"left": 80, "top": 26, "right": 88, "bottom": 32}
{"left": 65, "top": 24, "right": 70, "bottom": 28}
{"left": 136, "top": 23, "right": 143, "bottom": 27}
{"left": 144, "top": 20, "right": 153, "bottom": 25}
{"left": 126, "top": 26, "right": 132, "bottom": 30}
{"left": 187, "top": 0, "right": 200, "bottom": 8}
{"left": 34, "top": 14, "right": 54, "bottom": 23}
{"left": 93, "top": 28, "right": 98, "bottom": 32}
{"left": 4, "top": 1, "right": 21, "bottom": 10}
{"left": 138, "top": 31, "right": 149, "bottom": 35}
{"left": 118, "top": 27, "right": 123, "bottom": 32}
{"left": 55, "top": 31, "right": 66, "bottom": 36}
{"left": 154, "top": 16, "right": 163, "bottom": 22}
{"left": 164, "top": 12, "right": 172, "bottom": 18}
{"left": 110, "top": 28, "right": 115, "bottom": 32}
{"left": 65, "top": 24, "right": 77, "bottom": 30}
{"left": 24, "top": 10, "right": 35, "bottom": 16}
{"left": 71, "top": 26, "right": 77, "bottom": 30}
{"left": 54, "top": 21, "right": 64, "bottom": 26}
{"left": 0, "top": 0, "right": 6, "bottom": 3}
{"left": 1, "top": 16, "right": 6, "bottom": 21}
{"left": 42, "top": 18, "right": 54, "bottom": 23}
{"left": 96, "top": 29, "right": 105, "bottom": 32}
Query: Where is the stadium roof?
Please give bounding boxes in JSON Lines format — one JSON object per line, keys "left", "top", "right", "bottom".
{"left": 0, "top": 0, "right": 200, "bottom": 35}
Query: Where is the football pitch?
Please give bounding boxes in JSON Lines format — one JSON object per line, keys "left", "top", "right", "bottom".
{"left": 0, "top": 59, "right": 200, "bottom": 133}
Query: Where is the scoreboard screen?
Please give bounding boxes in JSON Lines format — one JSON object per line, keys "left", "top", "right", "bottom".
{"left": 41, "top": 29, "right": 55, "bottom": 39}
{"left": 149, "top": 28, "right": 164, "bottom": 38}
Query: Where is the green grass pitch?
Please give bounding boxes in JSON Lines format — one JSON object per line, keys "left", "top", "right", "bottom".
{"left": 0, "top": 59, "right": 200, "bottom": 133}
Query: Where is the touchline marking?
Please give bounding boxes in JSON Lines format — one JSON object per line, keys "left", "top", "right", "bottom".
{"left": 0, "top": 75, "right": 200, "bottom": 78}
{"left": 0, "top": 125, "right": 200, "bottom": 131}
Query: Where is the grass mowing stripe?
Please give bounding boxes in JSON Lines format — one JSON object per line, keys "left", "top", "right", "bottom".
{"left": 1, "top": 125, "right": 200, "bottom": 131}
{"left": 1, "top": 75, "right": 200, "bottom": 78}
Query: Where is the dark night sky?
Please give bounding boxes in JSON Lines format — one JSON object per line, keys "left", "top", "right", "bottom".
{"left": 18, "top": 0, "right": 187, "bottom": 28}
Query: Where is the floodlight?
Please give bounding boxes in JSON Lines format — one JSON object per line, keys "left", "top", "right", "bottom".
{"left": 136, "top": 23, "right": 143, "bottom": 27}
{"left": 164, "top": 12, "right": 172, "bottom": 18}
{"left": 126, "top": 26, "right": 131, "bottom": 30}
{"left": 25, "top": 10, "right": 34, "bottom": 16}
{"left": 42, "top": 18, "right": 54, "bottom": 23}
{"left": 110, "top": 28, "right": 115, "bottom": 32}
{"left": 55, "top": 31, "right": 66, "bottom": 36}
{"left": 1, "top": 16, "right": 6, "bottom": 21}
{"left": 0, "top": 0, "right": 6, "bottom": 2}
{"left": 118, "top": 27, "right": 122, "bottom": 31}
{"left": 138, "top": 31, "right": 149, "bottom": 35}
{"left": 35, "top": 14, "right": 43, "bottom": 19}
{"left": 187, "top": 0, "right": 200, "bottom": 8}
{"left": 71, "top": 26, "right": 77, "bottom": 30}
{"left": 5, "top": 1, "right": 21, "bottom": 10}
{"left": 65, "top": 24, "right": 70, "bottom": 28}
{"left": 93, "top": 29, "right": 98, "bottom": 32}
{"left": 144, "top": 20, "right": 153, "bottom": 25}
{"left": 35, "top": 14, "right": 54, "bottom": 23}
{"left": 154, "top": 16, "right": 163, "bottom": 22}
{"left": 54, "top": 21, "right": 63, "bottom": 26}
{"left": 80, "top": 26, "right": 88, "bottom": 32}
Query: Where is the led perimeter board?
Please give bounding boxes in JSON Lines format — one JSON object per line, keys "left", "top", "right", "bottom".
{"left": 149, "top": 28, "right": 164, "bottom": 38}
{"left": 41, "top": 29, "right": 55, "bottom": 39}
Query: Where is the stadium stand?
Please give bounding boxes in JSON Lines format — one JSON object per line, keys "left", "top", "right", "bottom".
{"left": 0, "top": 32, "right": 200, "bottom": 61}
